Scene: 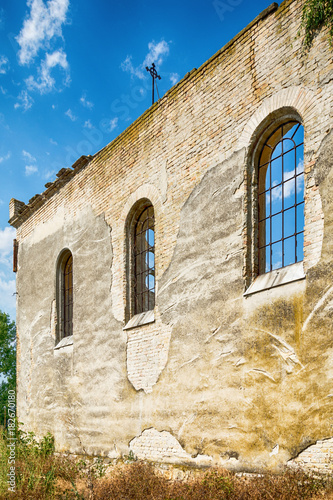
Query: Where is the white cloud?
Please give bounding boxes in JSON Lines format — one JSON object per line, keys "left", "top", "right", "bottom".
{"left": 65, "top": 108, "right": 76, "bottom": 121}
{"left": 50, "top": 137, "right": 57, "bottom": 145}
{"left": 269, "top": 166, "right": 304, "bottom": 204}
{"left": 0, "top": 112, "right": 9, "bottom": 131}
{"left": 143, "top": 40, "right": 169, "bottom": 68}
{"left": 0, "top": 227, "right": 16, "bottom": 257}
{"left": 43, "top": 168, "right": 56, "bottom": 179}
{"left": 26, "top": 49, "right": 70, "bottom": 93}
{"left": 0, "top": 152, "right": 11, "bottom": 164}
{"left": 0, "top": 277, "right": 16, "bottom": 319}
{"left": 14, "top": 90, "right": 34, "bottom": 111}
{"left": 121, "top": 55, "right": 145, "bottom": 79}
{"left": 22, "top": 149, "right": 36, "bottom": 162}
{"left": 121, "top": 40, "right": 170, "bottom": 80}
{"left": 84, "top": 119, "right": 93, "bottom": 129}
{"left": 16, "top": 0, "right": 70, "bottom": 65}
{"left": 0, "top": 8, "right": 5, "bottom": 30}
{"left": 170, "top": 72, "right": 179, "bottom": 85}
{"left": 80, "top": 94, "right": 93, "bottom": 109}
{"left": 22, "top": 150, "right": 38, "bottom": 175}
{"left": 105, "top": 117, "right": 118, "bottom": 132}
{"left": 0, "top": 200, "right": 3, "bottom": 206}
{"left": 25, "top": 164, "right": 38, "bottom": 176}
{"left": 0, "top": 55, "right": 9, "bottom": 74}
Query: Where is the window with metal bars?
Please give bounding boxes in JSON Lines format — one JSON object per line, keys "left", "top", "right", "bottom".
{"left": 258, "top": 121, "right": 304, "bottom": 274}
{"left": 63, "top": 253, "right": 73, "bottom": 337}
{"left": 56, "top": 249, "right": 73, "bottom": 342}
{"left": 133, "top": 205, "right": 155, "bottom": 314}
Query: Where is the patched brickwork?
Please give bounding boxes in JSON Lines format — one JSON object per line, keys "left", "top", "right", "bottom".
{"left": 126, "top": 320, "right": 171, "bottom": 393}
{"left": 289, "top": 438, "right": 333, "bottom": 472}
{"left": 130, "top": 428, "right": 191, "bottom": 463}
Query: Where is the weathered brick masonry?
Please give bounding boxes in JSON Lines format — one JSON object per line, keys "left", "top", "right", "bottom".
{"left": 10, "top": 0, "right": 333, "bottom": 471}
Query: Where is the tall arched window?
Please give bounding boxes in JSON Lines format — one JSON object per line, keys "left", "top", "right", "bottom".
{"left": 56, "top": 249, "right": 73, "bottom": 341}
{"left": 63, "top": 253, "right": 73, "bottom": 337}
{"left": 258, "top": 121, "right": 304, "bottom": 274}
{"left": 133, "top": 204, "right": 155, "bottom": 315}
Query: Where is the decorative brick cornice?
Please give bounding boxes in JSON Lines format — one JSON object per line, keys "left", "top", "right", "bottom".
{"left": 8, "top": 156, "right": 92, "bottom": 228}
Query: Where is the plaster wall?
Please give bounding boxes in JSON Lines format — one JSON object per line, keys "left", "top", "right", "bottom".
{"left": 11, "top": 0, "right": 333, "bottom": 470}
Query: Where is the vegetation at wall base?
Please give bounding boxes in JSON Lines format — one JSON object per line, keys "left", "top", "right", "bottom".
{"left": 1, "top": 430, "right": 333, "bottom": 499}
{"left": 0, "top": 311, "right": 16, "bottom": 427}
{"left": 301, "top": 0, "right": 333, "bottom": 48}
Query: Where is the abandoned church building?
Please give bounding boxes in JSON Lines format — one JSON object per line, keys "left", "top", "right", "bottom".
{"left": 9, "top": 0, "right": 333, "bottom": 472}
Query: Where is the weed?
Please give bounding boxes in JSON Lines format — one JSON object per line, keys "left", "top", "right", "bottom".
{"left": 0, "top": 429, "right": 333, "bottom": 499}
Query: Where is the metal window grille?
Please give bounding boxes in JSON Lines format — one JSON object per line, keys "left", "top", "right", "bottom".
{"left": 63, "top": 253, "right": 73, "bottom": 337}
{"left": 133, "top": 205, "right": 155, "bottom": 314}
{"left": 258, "top": 121, "right": 304, "bottom": 274}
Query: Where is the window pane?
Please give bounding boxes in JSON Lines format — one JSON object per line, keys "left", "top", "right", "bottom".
{"left": 271, "top": 141, "right": 282, "bottom": 160}
{"left": 146, "top": 251, "right": 154, "bottom": 268}
{"left": 272, "top": 241, "right": 282, "bottom": 270}
{"left": 284, "top": 236, "right": 295, "bottom": 267}
{"left": 267, "top": 127, "right": 282, "bottom": 149}
{"left": 292, "top": 123, "right": 304, "bottom": 145}
{"left": 296, "top": 203, "right": 304, "bottom": 233}
{"left": 282, "top": 138, "right": 294, "bottom": 155}
{"left": 296, "top": 232, "right": 304, "bottom": 262}
{"left": 284, "top": 207, "right": 295, "bottom": 238}
{"left": 271, "top": 157, "right": 282, "bottom": 186}
{"left": 146, "top": 273, "right": 155, "bottom": 291}
{"left": 271, "top": 185, "right": 282, "bottom": 214}
{"left": 283, "top": 147, "right": 295, "bottom": 180}
{"left": 296, "top": 144, "right": 304, "bottom": 174}
{"left": 272, "top": 213, "right": 282, "bottom": 243}
{"left": 265, "top": 246, "right": 270, "bottom": 273}
{"left": 264, "top": 168, "right": 270, "bottom": 192}
{"left": 296, "top": 174, "right": 304, "bottom": 204}
{"left": 146, "top": 228, "right": 154, "bottom": 247}
{"left": 283, "top": 122, "right": 298, "bottom": 139}
{"left": 284, "top": 178, "right": 295, "bottom": 209}
{"left": 259, "top": 145, "right": 271, "bottom": 168}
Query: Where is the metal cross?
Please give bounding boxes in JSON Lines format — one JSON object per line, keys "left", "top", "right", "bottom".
{"left": 146, "top": 63, "right": 161, "bottom": 105}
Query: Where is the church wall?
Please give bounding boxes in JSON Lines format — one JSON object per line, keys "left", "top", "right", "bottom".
{"left": 11, "top": 0, "right": 333, "bottom": 471}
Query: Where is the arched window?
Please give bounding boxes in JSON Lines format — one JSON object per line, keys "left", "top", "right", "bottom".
{"left": 63, "top": 253, "right": 73, "bottom": 337}
{"left": 258, "top": 121, "right": 304, "bottom": 274}
{"left": 56, "top": 249, "right": 73, "bottom": 341}
{"left": 133, "top": 204, "right": 155, "bottom": 315}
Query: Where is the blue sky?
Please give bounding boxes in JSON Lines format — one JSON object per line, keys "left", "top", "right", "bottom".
{"left": 0, "top": 0, "right": 272, "bottom": 320}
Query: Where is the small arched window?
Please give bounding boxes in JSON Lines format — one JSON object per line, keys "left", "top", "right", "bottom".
{"left": 63, "top": 253, "right": 73, "bottom": 337}
{"left": 258, "top": 121, "right": 304, "bottom": 274}
{"left": 133, "top": 204, "right": 155, "bottom": 315}
{"left": 56, "top": 249, "right": 73, "bottom": 341}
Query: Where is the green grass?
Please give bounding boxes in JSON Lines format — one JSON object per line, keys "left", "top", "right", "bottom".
{"left": 0, "top": 429, "right": 332, "bottom": 499}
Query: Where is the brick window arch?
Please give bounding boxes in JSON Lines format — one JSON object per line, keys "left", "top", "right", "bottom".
{"left": 258, "top": 121, "right": 304, "bottom": 273}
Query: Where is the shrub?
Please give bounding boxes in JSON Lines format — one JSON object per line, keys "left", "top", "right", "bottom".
{"left": 0, "top": 429, "right": 333, "bottom": 500}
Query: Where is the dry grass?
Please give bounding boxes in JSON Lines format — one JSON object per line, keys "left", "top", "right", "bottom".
{"left": 1, "top": 429, "right": 333, "bottom": 499}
